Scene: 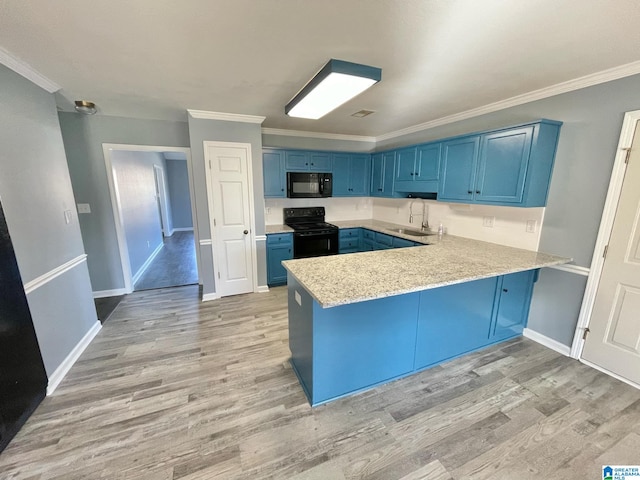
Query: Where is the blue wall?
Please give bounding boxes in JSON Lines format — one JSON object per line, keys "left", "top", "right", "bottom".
{"left": 165, "top": 159, "right": 193, "bottom": 230}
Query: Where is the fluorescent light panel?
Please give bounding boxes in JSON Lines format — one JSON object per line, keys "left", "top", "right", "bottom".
{"left": 286, "top": 59, "right": 381, "bottom": 120}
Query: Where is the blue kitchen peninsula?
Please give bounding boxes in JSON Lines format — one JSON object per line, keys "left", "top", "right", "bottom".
{"left": 282, "top": 235, "right": 570, "bottom": 406}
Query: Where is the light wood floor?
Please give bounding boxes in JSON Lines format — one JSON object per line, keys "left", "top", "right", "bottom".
{"left": 1, "top": 285, "right": 639, "bottom": 479}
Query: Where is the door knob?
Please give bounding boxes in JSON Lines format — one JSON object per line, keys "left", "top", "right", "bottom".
{"left": 243, "top": 230, "right": 249, "bottom": 234}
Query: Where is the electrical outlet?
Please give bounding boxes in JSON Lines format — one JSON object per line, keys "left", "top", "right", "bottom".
{"left": 147, "top": 240, "right": 151, "bottom": 248}
{"left": 526, "top": 220, "right": 537, "bottom": 233}
{"left": 64, "top": 210, "right": 72, "bottom": 224}
{"left": 77, "top": 203, "right": 91, "bottom": 214}
{"left": 265, "top": 207, "right": 271, "bottom": 215}
{"left": 483, "top": 216, "right": 495, "bottom": 228}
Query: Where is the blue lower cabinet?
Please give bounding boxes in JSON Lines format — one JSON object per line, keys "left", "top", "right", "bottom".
{"left": 362, "top": 239, "right": 375, "bottom": 251}
{"left": 288, "top": 269, "right": 537, "bottom": 406}
{"left": 375, "top": 232, "right": 394, "bottom": 247}
{"left": 267, "top": 233, "right": 293, "bottom": 286}
{"left": 392, "top": 237, "right": 415, "bottom": 248}
{"left": 339, "top": 228, "right": 362, "bottom": 253}
{"left": 415, "top": 277, "right": 498, "bottom": 370}
{"left": 491, "top": 270, "right": 535, "bottom": 341}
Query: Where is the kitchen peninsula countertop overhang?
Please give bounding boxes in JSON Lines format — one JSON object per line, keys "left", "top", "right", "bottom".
{"left": 282, "top": 222, "right": 571, "bottom": 308}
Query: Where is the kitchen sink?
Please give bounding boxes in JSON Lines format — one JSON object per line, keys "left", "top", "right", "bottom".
{"left": 387, "top": 228, "right": 435, "bottom": 237}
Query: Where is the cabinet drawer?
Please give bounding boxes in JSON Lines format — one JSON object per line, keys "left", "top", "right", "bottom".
{"left": 375, "top": 232, "right": 394, "bottom": 246}
{"left": 362, "top": 239, "right": 375, "bottom": 251}
{"left": 362, "top": 229, "right": 376, "bottom": 241}
{"left": 267, "top": 233, "right": 293, "bottom": 245}
{"left": 339, "top": 238, "right": 360, "bottom": 250}
{"left": 339, "top": 228, "right": 361, "bottom": 239}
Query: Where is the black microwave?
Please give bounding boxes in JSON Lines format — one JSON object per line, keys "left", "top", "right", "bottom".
{"left": 287, "top": 172, "right": 332, "bottom": 198}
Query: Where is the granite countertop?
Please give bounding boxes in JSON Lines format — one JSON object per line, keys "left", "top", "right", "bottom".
{"left": 266, "top": 224, "right": 293, "bottom": 234}
{"left": 282, "top": 221, "right": 571, "bottom": 308}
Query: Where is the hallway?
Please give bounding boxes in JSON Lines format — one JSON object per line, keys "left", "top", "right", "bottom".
{"left": 134, "top": 231, "right": 197, "bottom": 291}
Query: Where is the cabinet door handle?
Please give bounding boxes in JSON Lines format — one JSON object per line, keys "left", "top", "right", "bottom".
{"left": 503, "top": 288, "right": 508, "bottom": 293}
{"left": 311, "top": 163, "right": 314, "bottom": 166}
{"left": 467, "top": 190, "right": 472, "bottom": 194}
{"left": 281, "top": 188, "right": 284, "bottom": 191}
{"left": 305, "top": 162, "right": 308, "bottom": 166}
{"left": 476, "top": 190, "right": 481, "bottom": 194}
{"left": 378, "top": 188, "right": 382, "bottom": 191}
{"left": 410, "top": 172, "right": 414, "bottom": 176}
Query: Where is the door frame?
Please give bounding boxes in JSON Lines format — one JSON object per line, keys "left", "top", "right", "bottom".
{"left": 102, "top": 144, "right": 200, "bottom": 293}
{"left": 152, "top": 164, "right": 171, "bottom": 236}
{"left": 203, "top": 141, "right": 258, "bottom": 297}
{"left": 571, "top": 110, "right": 640, "bottom": 359}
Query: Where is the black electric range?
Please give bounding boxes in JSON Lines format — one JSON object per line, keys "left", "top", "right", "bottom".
{"left": 283, "top": 207, "right": 339, "bottom": 258}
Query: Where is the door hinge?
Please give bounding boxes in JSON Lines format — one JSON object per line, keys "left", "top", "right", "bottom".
{"left": 209, "top": 159, "right": 212, "bottom": 169}
{"left": 603, "top": 245, "right": 609, "bottom": 259}
{"left": 624, "top": 148, "right": 631, "bottom": 165}
{"left": 214, "top": 218, "right": 217, "bottom": 226}
{"left": 217, "top": 271, "right": 220, "bottom": 279}
{"left": 582, "top": 327, "right": 590, "bottom": 341}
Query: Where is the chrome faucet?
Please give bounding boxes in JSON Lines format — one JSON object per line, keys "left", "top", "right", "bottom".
{"left": 409, "top": 200, "right": 430, "bottom": 231}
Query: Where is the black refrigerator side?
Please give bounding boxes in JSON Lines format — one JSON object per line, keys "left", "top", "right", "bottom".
{"left": 0, "top": 200, "right": 47, "bottom": 453}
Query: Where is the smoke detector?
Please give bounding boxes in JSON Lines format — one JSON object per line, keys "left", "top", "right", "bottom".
{"left": 351, "top": 109, "right": 375, "bottom": 118}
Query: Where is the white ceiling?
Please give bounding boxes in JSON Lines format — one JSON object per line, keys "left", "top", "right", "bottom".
{"left": 2, "top": 0, "right": 640, "bottom": 137}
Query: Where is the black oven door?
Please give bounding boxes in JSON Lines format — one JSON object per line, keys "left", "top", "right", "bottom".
{"left": 293, "top": 231, "right": 339, "bottom": 258}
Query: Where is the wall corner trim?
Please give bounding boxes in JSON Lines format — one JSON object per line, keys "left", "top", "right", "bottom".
{"left": 261, "top": 127, "right": 376, "bottom": 143}
{"left": 187, "top": 109, "right": 266, "bottom": 124}
{"left": 46, "top": 320, "right": 102, "bottom": 395}
{"left": 0, "top": 47, "right": 61, "bottom": 93}
{"left": 24, "top": 254, "right": 88, "bottom": 295}
{"left": 548, "top": 264, "right": 590, "bottom": 277}
{"left": 523, "top": 328, "right": 571, "bottom": 357}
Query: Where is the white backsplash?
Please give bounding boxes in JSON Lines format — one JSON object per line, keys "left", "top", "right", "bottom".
{"left": 265, "top": 196, "right": 544, "bottom": 251}
{"left": 264, "top": 197, "right": 373, "bottom": 225}
{"left": 372, "top": 198, "right": 544, "bottom": 251}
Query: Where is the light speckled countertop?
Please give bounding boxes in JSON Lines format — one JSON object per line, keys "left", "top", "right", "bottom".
{"left": 266, "top": 224, "right": 293, "bottom": 234}
{"left": 282, "top": 220, "right": 571, "bottom": 308}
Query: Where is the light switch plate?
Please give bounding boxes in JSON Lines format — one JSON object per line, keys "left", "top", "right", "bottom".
{"left": 483, "top": 216, "right": 495, "bottom": 228}
{"left": 77, "top": 203, "right": 91, "bottom": 214}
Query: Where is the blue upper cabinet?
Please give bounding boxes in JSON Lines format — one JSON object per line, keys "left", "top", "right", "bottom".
{"left": 333, "top": 153, "right": 370, "bottom": 196}
{"left": 284, "top": 150, "right": 309, "bottom": 170}
{"left": 263, "top": 149, "right": 286, "bottom": 198}
{"left": 439, "top": 136, "right": 480, "bottom": 202}
{"left": 309, "top": 152, "right": 332, "bottom": 171}
{"left": 393, "top": 143, "right": 440, "bottom": 193}
{"left": 285, "top": 150, "right": 332, "bottom": 171}
{"left": 395, "top": 147, "right": 417, "bottom": 182}
{"left": 475, "top": 127, "right": 532, "bottom": 204}
{"left": 438, "top": 120, "right": 561, "bottom": 207}
{"left": 370, "top": 152, "right": 396, "bottom": 197}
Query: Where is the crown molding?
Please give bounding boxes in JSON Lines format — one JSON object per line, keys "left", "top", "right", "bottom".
{"left": 377, "top": 60, "right": 640, "bottom": 142}
{"left": 261, "top": 127, "right": 375, "bottom": 143}
{"left": 0, "top": 47, "right": 60, "bottom": 93}
{"left": 187, "top": 109, "right": 265, "bottom": 124}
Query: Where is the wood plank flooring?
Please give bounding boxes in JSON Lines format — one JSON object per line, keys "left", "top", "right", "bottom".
{"left": 134, "top": 231, "right": 197, "bottom": 291}
{"left": 1, "top": 285, "right": 639, "bottom": 479}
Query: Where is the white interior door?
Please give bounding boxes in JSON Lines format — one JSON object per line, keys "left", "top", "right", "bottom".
{"left": 153, "top": 165, "right": 170, "bottom": 237}
{"left": 582, "top": 121, "right": 640, "bottom": 385}
{"left": 205, "top": 143, "right": 255, "bottom": 297}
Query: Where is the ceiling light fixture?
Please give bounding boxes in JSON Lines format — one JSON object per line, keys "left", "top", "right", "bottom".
{"left": 285, "top": 59, "right": 382, "bottom": 120}
{"left": 74, "top": 100, "right": 97, "bottom": 115}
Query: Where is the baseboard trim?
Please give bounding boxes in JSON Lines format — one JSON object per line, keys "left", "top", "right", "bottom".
{"left": 523, "top": 328, "right": 571, "bottom": 356}
{"left": 257, "top": 285, "right": 269, "bottom": 293}
{"left": 172, "top": 227, "right": 194, "bottom": 232}
{"left": 24, "top": 254, "right": 87, "bottom": 295}
{"left": 132, "top": 243, "right": 164, "bottom": 286}
{"left": 93, "top": 288, "right": 129, "bottom": 298}
{"left": 579, "top": 358, "right": 640, "bottom": 391}
{"left": 202, "top": 292, "right": 220, "bottom": 302}
{"left": 47, "top": 321, "right": 102, "bottom": 395}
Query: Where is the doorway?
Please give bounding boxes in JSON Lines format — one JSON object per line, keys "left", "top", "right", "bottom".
{"left": 574, "top": 110, "right": 640, "bottom": 389}
{"left": 103, "top": 144, "right": 200, "bottom": 294}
